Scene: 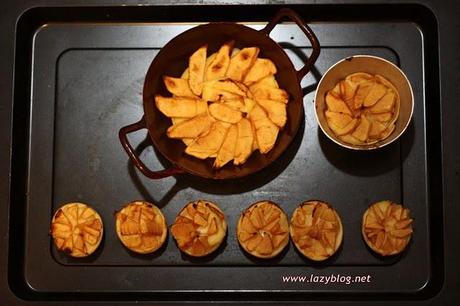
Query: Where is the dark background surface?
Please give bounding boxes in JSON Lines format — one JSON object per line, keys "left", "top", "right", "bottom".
{"left": 1, "top": 0, "right": 459, "bottom": 304}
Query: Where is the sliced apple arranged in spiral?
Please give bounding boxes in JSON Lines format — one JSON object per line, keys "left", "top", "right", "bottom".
{"left": 324, "top": 72, "right": 400, "bottom": 146}
{"left": 171, "top": 200, "right": 227, "bottom": 257}
{"left": 50, "top": 202, "right": 103, "bottom": 257}
{"left": 236, "top": 201, "right": 289, "bottom": 259}
{"left": 155, "top": 41, "right": 289, "bottom": 168}
{"left": 115, "top": 201, "right": 167, "bottom": 254}
{"left": 362, "top": 200, "right": 413, "bottom": 256}
{"left": 290, "top": 201, "right": 343, "bottom": 261}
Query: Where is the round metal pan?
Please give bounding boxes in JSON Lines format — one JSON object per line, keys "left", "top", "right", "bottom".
{"left": 119, "top": 8, "right": 320, "bottom": 179}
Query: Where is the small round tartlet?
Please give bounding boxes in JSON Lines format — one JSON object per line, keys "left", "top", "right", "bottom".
{"left": 171, "top": 200, "right": 227, "bottom": 257}
{"left": 237, "top": 200, "right": 289, "bottom": 259}
{"left": 362, "top": 200, "right": 413, "bottom": 256}
{"left": 50, "top": 202, "right": 103, "bottom": 257}
{"left": 290, "top": 200, "right": 343, "bottom": 261}
{"left": 115, "top": 201, "right": 167, "bottom": 254}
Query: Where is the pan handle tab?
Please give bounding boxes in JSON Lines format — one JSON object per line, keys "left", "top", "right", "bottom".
{"left": 260, "top": 8, "right": 320, "bottom": 81}
{"left": 119, "top": 117, "right": 185, "bottom": 179}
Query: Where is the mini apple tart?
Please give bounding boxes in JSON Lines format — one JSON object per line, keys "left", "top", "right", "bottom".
{"left": 324, "top": 72, "right": 400, "bottom": 146}
{"left": 171, "top": 200, "right": 227, "bottom": 257}
{"left": 115, "top": 201, "right": 167, "bottom": 254}
{"left": 362, "top": 200, "right": 413, "bottom": 256}
{"left": 237, "top": 201, "right": 289, "bottom": 259}
{"left": 290, "top": 201, "right": 343, "bottom": 261}
{"left": 50, "top": 202, "right": 103, "bottom": 257}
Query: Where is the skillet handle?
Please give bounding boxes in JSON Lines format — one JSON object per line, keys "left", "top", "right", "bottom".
{"left": 260, "top": 8, "right": 320, "bottom": 81}
{"left": 119, "top": 116, "right": 185, "bottom": 179}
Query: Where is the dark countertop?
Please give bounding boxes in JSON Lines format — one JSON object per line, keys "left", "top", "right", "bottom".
{"left": 1, "top": 0, "right": 459, "bottom": 304}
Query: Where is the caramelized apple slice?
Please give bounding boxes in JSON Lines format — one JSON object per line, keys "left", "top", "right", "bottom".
{"left": 211, "top": 79, "right": 247, "bottom": 96}
{"left": 251, "top": 85, "right": 289, "bottom": 104}
{"left": 363, "top": 83, "right": 388, "bottom": 107}
{"left": 226, "top": 47, "right": 260, "bottom": 82}
{"left": 256, "top": 98, "right": 287, "bottom": 128}
{"left": 346, "top": 72, "right": 373, "bottom": 84}
{"left": 325, "top": 92, "right": 352, "bottom": 115}
{"left": 163, "top": 76, "right": 197, "bottom": 98}
{"left": 248, "top": 105, "right": 279, "bottom": 154}
{"left": 366, "top": 112, "right": 393, "bottom": 123}
{"left": 339, "top": 134, "right": 367, "bottom": 146}
{"left": 233, "top": 118, "right": 254, "bottom": 165}
{"left": 249, "top": 75, "right": 279, "bottom": 93}
{"left": 369, "top": 90, "right": 395, "bottom": 113}
{"left": 185, "top": 121, "right": 230, "bottom": 159}
{"left": 208, "top": 102, "right": 243, "bottom": 124}
{"left": 205, "top": 41, "right": 234, "bottom": 81}
{"left": 155, "top": 96, "right": 207, "bottom": 118}
{"left": 368, "top": 120, "right": 388, "bottom": 139}
{"left": 351, "top": 116, "right": 371, "bottom": 142}
{"left": 167, "top": 114, "right": 214, "bottom": 139}
{"left": 353, "top": 80, "right": 374, "bottom": 109}
{"left": 214, "top": 124, "right": 238, "bottom": 169}
{"left": 339, "top": 80, "right": 358, "bottom": 104}
{"left": 221, "top": 98, "right": 245, "bottom": 112}
{"left": 188, "top": 45, "right": 207, "bottom": 96}
{"left": 327, "top": 118, "right": 359, "bottom": 136}
{"left": 202, "top": 81, "right": 243, "bottom": 102}
{"left": 325, "top": 111, "right": 353, "bottom": 128}
{"left": 243, "top": 58, "right": 277, "bottom": 85}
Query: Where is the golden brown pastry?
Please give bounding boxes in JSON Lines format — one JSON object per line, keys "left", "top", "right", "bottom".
{"left": 290, "top": 200, "right": 343, "bottom": 261}
{"left": 171, "top": 200, "right": 227, "bottom": 257}
{"left": 50, "top": 202, "right": 103, "bottom": 257}
{"left": 362, "top": 200, "right": 413, "bottom": 256}
{"left": 237, "top": 201, "right": 289, "bottom": 259}
{"left": 115, "top": 201, "right": 167, "bottom": 254}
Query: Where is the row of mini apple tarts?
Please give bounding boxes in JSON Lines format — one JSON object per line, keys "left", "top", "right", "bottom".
{"left": 50, "top": 200, "right": 413, "bottom": 260}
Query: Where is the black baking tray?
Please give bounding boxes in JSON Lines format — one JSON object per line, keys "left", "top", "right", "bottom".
{"left": 9, "top": 4, "right": 443, "bottom": 302}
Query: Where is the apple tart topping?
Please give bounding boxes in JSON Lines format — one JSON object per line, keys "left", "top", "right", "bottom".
{"left": 237, "top": 201, "right": 289, "bottom": 258}
{"left": 324, "top": 72, "right": 400, "bottom": 146}
{"left": 362, "top": 200, "right": 413, "bottom": 256}
{"left": 171, "top": 200, "right": 227, "bottom": 257}
{"left": 50, "top": 202, "right": 103, "bottom": 257}
{"left": 290, "top": 201, "right": 343, "bottom": 261}
{"left": 115, "top": 201, "right": 167, "bottom": 254}
{"left": 156, "top": 42, "right": 290, "bottom": 169}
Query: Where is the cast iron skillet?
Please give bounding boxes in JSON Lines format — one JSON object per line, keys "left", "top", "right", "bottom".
{"left": 119, "top": 8, "right": 320, "bottom": 179}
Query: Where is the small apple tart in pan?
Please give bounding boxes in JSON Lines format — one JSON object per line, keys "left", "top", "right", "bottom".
{"left": 362, "top": 200, "right": 413, "bottom": 256}
{"left": 115, "top": 201, "right": 167, "bottom": 254}
{"left": 324, "top": 73, "right": 400, "bottom": 146}
{"left": 50, "top": 202, "right": 103, "bottom": 257}
{"left": 171, "top": 200, "right": 227, "bottom": 257}
{"left": 236, "top": 201, "right": 289, "bottom": 259}
{"left": 290, "top": 200, "right": 343, "bottom": 261}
